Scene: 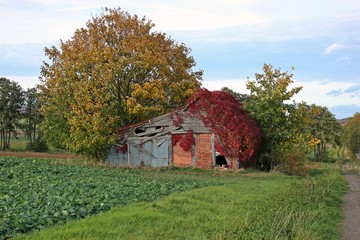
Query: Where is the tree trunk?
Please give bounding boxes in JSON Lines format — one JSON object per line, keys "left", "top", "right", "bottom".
{"left": 33, "top": 122, "right": 37, "bottom": 142}
{"left": 7, "top": 130, "right": 11, "bottom": 149}
{"left": 0, "top": 127, "right": 3, "bottom": 151}
{"left": 1, "top": 128, "right": 5, "bottom": 151}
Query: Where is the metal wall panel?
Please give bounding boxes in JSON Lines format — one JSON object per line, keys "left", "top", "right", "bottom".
{"left": 128, "top": 136, "right": 170, "bottom": 167}
{"left": 106, "top": 145, "right": 128, "bottom": 165}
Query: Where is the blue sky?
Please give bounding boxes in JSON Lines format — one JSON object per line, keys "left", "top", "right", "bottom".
{"left": 1, "top": 0, "right": 359, "bottom": 119}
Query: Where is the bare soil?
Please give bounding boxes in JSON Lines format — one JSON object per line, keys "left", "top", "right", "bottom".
{"left": 0, "top": 151, "right": 81, "bottom": 159}
{"left": 341, "top": 167, "right": 360, "bottom": 240}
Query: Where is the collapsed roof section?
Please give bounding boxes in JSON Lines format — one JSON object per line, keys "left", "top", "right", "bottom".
{"left": 115, "top": 108, "right": 210, "bottom": 147}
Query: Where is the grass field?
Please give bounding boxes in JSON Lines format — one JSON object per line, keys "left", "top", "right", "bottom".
{"left": 0, "top": 157, "right": 347, "bottom": 240}
{"left": 9, "top": 135, "right": 28, "bottom": 151}
{"left": 8, "top": 132, "right": 73, "bottom": 154}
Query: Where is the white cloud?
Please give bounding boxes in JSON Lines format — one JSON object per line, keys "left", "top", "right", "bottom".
{"left": 0, "top": 1, "right": 105, "bottom": 44}
{"left": 145, "top": 1, "right": 265, "bottom": 31}
{"left": 4, "top": 76, "right": 40, "bottom": 90}
{"left": 203, "top": 78, "right": 359, "bottom": 118}
{"left": 2, "top": 0, "right": 360, "bottom": 44}
{"left": 291, "top": 80, "right": 358, "bottom": 107}
{"left": 322, "top": 43, "right": 344, "bottom": 55}
{"left": 336, "top": 56, "right": 351, "bottom": 62}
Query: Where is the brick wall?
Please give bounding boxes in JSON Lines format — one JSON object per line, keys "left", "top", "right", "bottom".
{"left": 195, "top": 133, "right": 213, "bottom": 169}
{"left": 173, "top": 135, "right": 192, "bottom": 167}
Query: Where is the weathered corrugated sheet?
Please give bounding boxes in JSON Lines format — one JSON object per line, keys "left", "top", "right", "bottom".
{"left": 108, "top": 136, "right": 172, "bottom": 167}
{"left": 181, "top": 115, "right": 210, "bottom": 133}
{"left": 128, "top": 136, "right": 171, "bottom": 167}
{"left": 107, "top": 145, "right": 128, "bottom": 165}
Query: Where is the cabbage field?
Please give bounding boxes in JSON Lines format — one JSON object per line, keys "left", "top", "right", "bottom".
{"left": 0, "top": 157, "right": 219, "bottom": 239}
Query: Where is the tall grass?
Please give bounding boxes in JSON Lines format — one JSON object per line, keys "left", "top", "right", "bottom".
{"left": 16, "top": 165, "right": 347, "bottom": 240}
{"left": 342, "top": 159, "right": 360, "bottom": 176}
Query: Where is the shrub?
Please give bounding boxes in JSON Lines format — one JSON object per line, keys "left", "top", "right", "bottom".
{"left": 317, "top": 151, "right": 332, "bottom": 162}
{"left": 273, "top": 146, "right": 308, "bottom": 177}
{"left": 26, "top": 139, "right": 49, "bottom": 152}
{"left": 25, "top": 141, "right": 35, "bottom": 151}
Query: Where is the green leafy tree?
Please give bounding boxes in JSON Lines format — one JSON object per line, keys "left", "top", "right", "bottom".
{"left": 21, "top": 88, "right": 48, "bottom": 152}
{"left": 244, "top": 64, "right": 303, "bottom": 169}
{"left": 39, "top": 8, "right": 202, "bottom": 159}
{"left": 0, "top": 77, "right": 24, "bottom": 151}
{"left": 308, "top": 105, "right": 341, "bottom": 161}
{"left": 342, "top": 112, "right": 360, "bottom": 159}
{"left": 293, "top": 103, "right": 341, "bottom": 161}
{"left": 22, "top": 88, "right": 42, "bottom": 144}
{"left": 220, "top": 87, "right": 251, "bottom": 102}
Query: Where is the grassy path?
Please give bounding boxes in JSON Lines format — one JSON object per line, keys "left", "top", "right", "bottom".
{"left": 341, "top": 166, "right": 360, "bottom": 240}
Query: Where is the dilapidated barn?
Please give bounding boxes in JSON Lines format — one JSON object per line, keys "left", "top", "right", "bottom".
{"left": 107, "top": 108, "right": 220, "bottom": 169}
{"left": 107, "top": 89, "right": 262, "bottom": 169}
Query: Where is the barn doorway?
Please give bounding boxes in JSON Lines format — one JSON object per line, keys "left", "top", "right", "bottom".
{"left": 215, "top": 152, "right": 228, "bottom": 167}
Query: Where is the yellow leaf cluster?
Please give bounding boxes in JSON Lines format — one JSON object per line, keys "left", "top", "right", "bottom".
{"left": 131, "top": 80, "right": 166, "bottom": 101}
{"left": 309, "top": 138, "right": 321, "bottom": 146}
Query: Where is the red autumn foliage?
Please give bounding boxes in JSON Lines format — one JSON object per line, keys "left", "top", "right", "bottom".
{"left": 172, "top": 131, "right": 195, "bottom": 152}
{"left": 172, "top": 134, "right": 183, "bottom": 146}
{"left": 115, "top": 121, "right": 144, "bottom": 153}
{"left": 186, "top": 88, "right": 262, "bottom": 165}
{"left": 118, "top": 144, "right": 128, "bottom": 153}
{"left": 172, "top": 112, "right": 183, "bottom": 127}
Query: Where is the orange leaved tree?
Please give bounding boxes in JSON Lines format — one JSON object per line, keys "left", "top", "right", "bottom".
{"left": 39, "top": 8, "right": 202, "bottom": 159}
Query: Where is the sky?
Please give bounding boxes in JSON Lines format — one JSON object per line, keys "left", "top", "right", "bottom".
{"left": 1, "top": 0, "right": 359, "bottom": 119}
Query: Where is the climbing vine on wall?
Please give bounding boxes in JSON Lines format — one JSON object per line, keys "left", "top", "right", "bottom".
{"left": 172, "top": 131, "right": 194, "bottom": 152}
{"left": 186, "top": 88, "right": 262, "bottom": 165}
{"left": 117, "top": 144, "right": 128, "bottom": 153}
{"left": 171, "top": 112, "right": 184, "bottom": 127}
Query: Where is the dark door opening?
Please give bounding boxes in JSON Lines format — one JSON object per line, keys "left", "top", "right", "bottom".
{"left": 215, "top": 153, "right": 228, "bottom": 167}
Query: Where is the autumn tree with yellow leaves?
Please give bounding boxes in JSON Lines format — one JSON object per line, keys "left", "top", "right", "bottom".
{"left": 244, "top": 64, "right": 341, "bottom": 172}
{"left": 244, "top": 64, "right": 303, "bottom": 169}
{"left": 39, "top": 8, "right": 202, "bottom": 159}
{"left": 342, "top": 113, "right": 360, "bottom": 159}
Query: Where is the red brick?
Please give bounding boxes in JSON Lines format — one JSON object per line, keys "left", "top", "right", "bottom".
{"left": 195, "top": 134, "right": 213, "bottom": 169}
{"left": 173, "top": 139, "right": 192, "bottom": 167}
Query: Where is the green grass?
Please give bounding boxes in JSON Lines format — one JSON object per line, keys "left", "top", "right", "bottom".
{"left": 9, "top": 135, "right": 28, "bottom": 151}
{"left": 14, "top": 164, "right": 347, "bottom": 240}
{"left": 8, "top": 133, "right": 73, "bottom": 154}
